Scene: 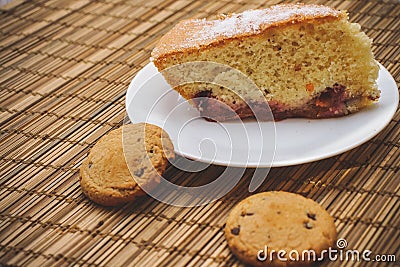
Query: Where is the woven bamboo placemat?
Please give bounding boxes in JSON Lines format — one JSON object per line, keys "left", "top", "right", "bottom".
{"left": 0, "top": 0, "right": 399, "bottom": 266}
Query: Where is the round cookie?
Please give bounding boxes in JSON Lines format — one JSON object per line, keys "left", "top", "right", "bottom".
{"left": 225, "top": 191, "right": 337, "bottom": 267}
{"left": 80, "top": 123, "right": 175, "bottom": 206}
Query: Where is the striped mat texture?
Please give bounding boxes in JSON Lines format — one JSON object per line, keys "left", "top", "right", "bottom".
{"left": 0, "top": 0, "right": 399, "bottom": 266}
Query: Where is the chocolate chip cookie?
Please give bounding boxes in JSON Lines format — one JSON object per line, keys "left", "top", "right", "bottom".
{"left": 225, "top": 191, "right": 337, "bottom": 266}
{"left": 80, "top": 123, "right": 174, "bottom": 206}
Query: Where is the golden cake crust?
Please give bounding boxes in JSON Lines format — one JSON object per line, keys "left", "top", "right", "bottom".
{"left": 152, "top": 4, "right": 344, "bottom": 61}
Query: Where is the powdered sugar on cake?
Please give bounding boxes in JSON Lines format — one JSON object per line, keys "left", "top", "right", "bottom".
{"left": 207, "top": 9, "right": 268, "bottom": 39}
{"left": 189, "top": 5, "right": 340, "bottom": 46}
{"left": 152, "top": 4, "right": 342, "bottom": 58}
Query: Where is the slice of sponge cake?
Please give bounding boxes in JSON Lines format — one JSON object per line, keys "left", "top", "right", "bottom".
{"left": 151, "top": 4, "right": 379, "bottom": 121}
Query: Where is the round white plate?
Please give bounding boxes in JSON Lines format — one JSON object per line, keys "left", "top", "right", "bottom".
{"left": 126, "top": 62, "right": 398, "bottom": 167}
